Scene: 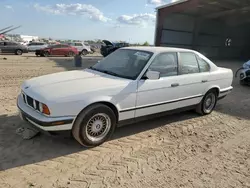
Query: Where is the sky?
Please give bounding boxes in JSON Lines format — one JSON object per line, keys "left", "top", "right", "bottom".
{"left": 0, "top": 0, "right": 178, "bottom": 44}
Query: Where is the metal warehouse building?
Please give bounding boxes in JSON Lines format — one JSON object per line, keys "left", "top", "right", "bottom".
{"left": 154, "top": 0, "right": 250, "bottom": 60}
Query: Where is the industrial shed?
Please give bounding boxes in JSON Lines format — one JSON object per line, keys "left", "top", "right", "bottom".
{"left": 154, "top": 0, "right": 250, "bottom": 60}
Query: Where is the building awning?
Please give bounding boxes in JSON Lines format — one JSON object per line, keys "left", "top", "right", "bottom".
{"left": 156, "top": 0, "right": 250, "bottom": 26}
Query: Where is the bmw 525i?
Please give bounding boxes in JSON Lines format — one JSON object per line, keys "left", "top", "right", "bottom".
{"left": 17, "top": 47, "right": 233, "bottom": 147}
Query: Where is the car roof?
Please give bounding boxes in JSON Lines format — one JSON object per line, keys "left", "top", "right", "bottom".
{"left": 121, "top": 46, "right": 197, "bottom": 53}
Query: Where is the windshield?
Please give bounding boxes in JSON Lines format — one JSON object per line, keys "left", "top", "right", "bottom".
{"left": 90, "top": 49, "right": 153, "bottom": 80}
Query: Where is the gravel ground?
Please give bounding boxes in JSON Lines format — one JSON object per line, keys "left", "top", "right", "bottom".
{"left": 0, "top": 53, "right": 250, "bottom": 188}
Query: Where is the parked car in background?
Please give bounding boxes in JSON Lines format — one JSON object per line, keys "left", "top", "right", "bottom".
{"left": 35, "top": 44, "right": 78, "bottom": 57}
{"left": 17, "top": 47, "right": 233, "bottom": 147}
{"left": 27, "top": 42, "right": 48, "bottom": 52}
{"left": 100, "top": 40, "right": 129, "bottom": 57}
{"left": 20, "top": 41, "right": 30, "bottom": 46}
{"left": 0, "top": 41, "right": 28, "bottom": 55}
{"left": 67, "top": 42, "right": 92, "bottom": 56}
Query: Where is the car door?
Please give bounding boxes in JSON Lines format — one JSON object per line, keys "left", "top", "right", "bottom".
{"left": 62, "top": 44, "right": 72, "bottom": 55}
{"left": 176, "top": 51, "right": 208, "bottom": 106}
{"left": 50, "top": 45, "right": 62, "bottom": 55}
{"left": 135, "top": 51, "right": 206, "bottom": 118}
{"left": 194, "top": 53, "right": 212, "bottom": 94}
{"left": 74, "top": 43, "right": 82, "bottom": 52}
{"left": 135, "top": 52, "right": 185, "bottom": 118}
{"left": 28, "top": 43, "right": 36, "bottom": 51}
{"left": 35, "top": 43, "right": 43, "bottom": 50}
{"left": 0, "top": 42, "right": 5, "bottom": 53}
{"left": 3, "top": 42, "right": 15, "bottom": 53}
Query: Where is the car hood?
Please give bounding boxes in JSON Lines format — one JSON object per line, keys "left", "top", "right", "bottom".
{"left": 102, "top": 40, "right": 113, "bottom": 46}
{"left": 21, "top": 69, "right": 130, "bottom": 102}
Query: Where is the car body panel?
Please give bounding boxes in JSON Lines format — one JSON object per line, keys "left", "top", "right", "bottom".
{"left": 27, "top": 42, "right": 48, "bottom": 52}
{"left": 21, "top": 69, "right": 137, "bottom": 119}
{"left": 17, "top": 47, "right": 233, "bottom": 132}
{"left": 67, "top": 42, "right": 92, "bottom": 53}
{"left": 0, "top": 41, "right": 28, "bottom": 54}
{"left": 36, "top": 44, "right": 78, "bottom": 56}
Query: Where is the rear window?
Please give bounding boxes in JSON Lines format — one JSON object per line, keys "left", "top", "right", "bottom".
{"left": 196, "top": 55, "right": 210, "bottom": 72}
{"left": 179, "top": 52, "right": 200, "bottom": 74}
{"left": 61, "top": 44, "right": 69, "bottom": 48}
{"left": 75, "top": 43, "right": 83, "bottom": 46}
{"left": 5, "top": 42, "right": 17, "bottom": 45}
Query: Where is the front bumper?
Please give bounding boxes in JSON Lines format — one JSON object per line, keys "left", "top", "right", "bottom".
{"left": 17, "top": 94, "right": 75, "bottom": 132}
{"left": 35, "top": 50, "right": 42, "bottom": 56}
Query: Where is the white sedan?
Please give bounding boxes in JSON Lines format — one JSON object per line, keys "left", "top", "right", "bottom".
{"left": 17, "top": 47, "right": 233, "bottom": 147}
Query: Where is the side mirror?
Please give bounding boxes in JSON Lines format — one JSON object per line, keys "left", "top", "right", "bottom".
{"left": 145, "top": 70, "right": 160, "bottom": 80}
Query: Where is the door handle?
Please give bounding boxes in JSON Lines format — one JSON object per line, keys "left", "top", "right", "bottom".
{"left": 201, "top": 80, "right": 208, "bottom": 83}
{"left": 171, "top": 83, "right": 179, "bottom": 87}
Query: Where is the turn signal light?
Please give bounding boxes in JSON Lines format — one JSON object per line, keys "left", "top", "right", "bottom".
{"left": 39, "top": 103, "right": 50, "bottom": 115}
{"left": 42, "top": 104, "right": 50, "bottom": 115}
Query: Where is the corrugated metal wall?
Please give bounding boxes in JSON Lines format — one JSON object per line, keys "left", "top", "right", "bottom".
{"left": 160, "top": 13, "right": 194, "bottom": 49}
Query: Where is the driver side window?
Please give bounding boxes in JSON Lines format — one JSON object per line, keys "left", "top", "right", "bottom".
{"left": 148, "top": 52, "right": 178, "bottom": 77}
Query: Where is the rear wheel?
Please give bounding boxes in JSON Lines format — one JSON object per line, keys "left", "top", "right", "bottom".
{"left": 15, "top": 49, "right": 23, "bottom": 55}
{"left": 196, "top": 89, "right": 218, "bottom": 115}
{"left": 43, "top": 51, "right": 49, "bottom": 57}
{"left": 72, "top": 104, "right": 117, "bottom": 147}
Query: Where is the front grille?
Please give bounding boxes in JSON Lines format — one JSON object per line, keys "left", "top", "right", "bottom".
{"left": 27, "top": 95, "right": 34, "bottom": 107}
{"left": 22, "top": 92, "right": 39, "bottom": 111}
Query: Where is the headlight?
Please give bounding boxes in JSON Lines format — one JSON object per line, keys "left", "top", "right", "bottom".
{"left": 39, "top": 102, "right": 43, "bottom": 112}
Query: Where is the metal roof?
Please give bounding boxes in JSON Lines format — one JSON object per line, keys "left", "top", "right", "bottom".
{"left": 156, "top": 0, "right": 250, "bottom": 26}
{"left": 155, "top": 0, "right": 188, "bottom": 10}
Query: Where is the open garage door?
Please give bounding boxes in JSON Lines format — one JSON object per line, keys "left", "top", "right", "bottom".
{"left": 155, "top": 0, "right": 250, "bottom": 60}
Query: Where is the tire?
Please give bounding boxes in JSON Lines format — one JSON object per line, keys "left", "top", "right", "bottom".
{"left": 67, "top": 51, "right": 75, "bottom": 57}
{"left": 43, "top": 51, "right": 49, "bottom": 57}
{"left": 80, "top": 49, "right": 88, "bottom": 57}
{"left": 196, "top": 89, "right": 218, "bottom": 115}
{"left": 15, "top": 49, "right": 23, "bottom": 55}
{"left": 72, "top": 104, "right": 117, "bottom": 147}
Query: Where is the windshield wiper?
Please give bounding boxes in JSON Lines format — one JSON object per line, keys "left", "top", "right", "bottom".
{"left": 89, "top": 67, "right": 131, "bottom": 79}
{"left": 89, "top": 66, "right": 101, "bottom": 72}
{"left": 89, "top": 67, "right": 117, "bottom": 76}
{"left": 102, "top": 70, "right": 120, "bottom": 77}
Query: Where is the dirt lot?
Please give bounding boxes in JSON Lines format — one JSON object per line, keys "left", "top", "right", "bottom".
{"left": 0, "top": 53, "right": 250, "bottom": 188}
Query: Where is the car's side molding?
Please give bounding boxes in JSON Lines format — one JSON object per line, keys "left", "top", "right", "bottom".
{"left": 119, "top": 94, "right": 203, "bottom": 113}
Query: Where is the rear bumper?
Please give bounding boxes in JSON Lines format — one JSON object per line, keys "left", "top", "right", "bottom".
{"left": 17, "top": 94, "right": 75, "bottom": 132}
{"left": 218, "top": 86, "right": 233, "bottom": 99}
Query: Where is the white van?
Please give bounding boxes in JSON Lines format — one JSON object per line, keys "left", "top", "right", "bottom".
{"left": 27, "top": 42, "right": 48, "bottom": 52}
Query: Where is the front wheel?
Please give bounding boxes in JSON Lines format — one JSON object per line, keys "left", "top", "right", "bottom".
{"left": 43, "top": 51, "right": 49, "bottom": 57}
{"left": 72, "top": 104, "right": 117, "bottom": 147}
{"left": 15, "top": 49, "right": 23, "bottom": 55}
{"left": 80, "top": 49, "right": 88, "bottom": 57}
{"left": 67, "top": 51, "right": 75, "bottom": 57}
{"left": 196, "top": 90, "right": 218, "bottom": 115}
